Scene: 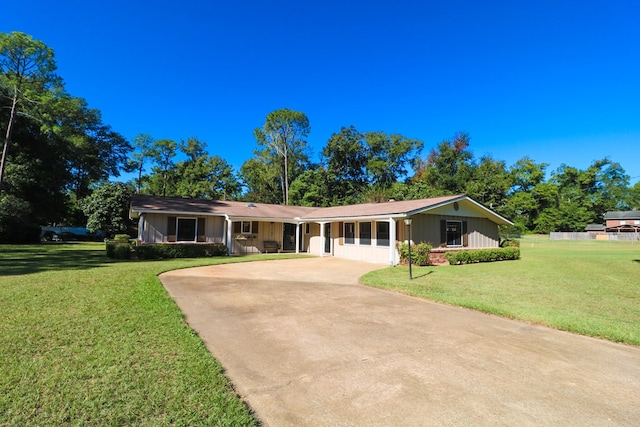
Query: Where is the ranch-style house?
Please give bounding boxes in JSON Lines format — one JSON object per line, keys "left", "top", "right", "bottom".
{"left": 129, "top": 194, "right": 513, "bottom": 265}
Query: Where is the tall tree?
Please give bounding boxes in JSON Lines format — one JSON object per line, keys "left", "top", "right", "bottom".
{"left": 80, "top": 182, "right": 134, "bottom": 239}
{"left": 412, "top": 132, "right": 473, "bottom": 195}
{"left": 253, "top": 108, "right": 311, "bottom": 204}
{"left": 465, "top": 155, "right": 512, "bottom": 210}
{"left": 0, "top": 31, "right": 59, "bottom": 193}
{"left": 129, "top": 133, "right": 155, "bottom": 193}
{"left": 149, "top": 139, "right": 177, "bottom": 197}
{"left": 364, "top": 131, "right": 423, "bottom": 188}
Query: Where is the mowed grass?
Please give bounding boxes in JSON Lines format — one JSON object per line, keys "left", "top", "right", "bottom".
{"left": 362, "top": 235, "right": 640, "bottom": 345}
{"left": 0, "top": 243, "right": 308, "bottom": 426}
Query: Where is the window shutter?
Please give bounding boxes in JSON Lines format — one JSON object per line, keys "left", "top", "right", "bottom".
{"left": 233, "top": 221, "right": 241, "bottom": 234}
{"left": 197, "top": 218, "right": 206, "bottom": 242}
{"left": 462, "top": 221, "right": 468, "bottom": 247}
{"left": 252, "top": 221, "right": 259, "bottom": 234}
{"left": 440, "top": 220, "right": 447, "bottom": 246}
{"left": 338, "top": 222, "right": 344, "bottom": 237}
{"left": 167, "top": 216, "right": 176, "bottom": 242}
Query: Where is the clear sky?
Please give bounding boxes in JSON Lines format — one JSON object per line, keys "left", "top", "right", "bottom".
{"left": 3, "top": 1, "right": 639, "bottom": 184}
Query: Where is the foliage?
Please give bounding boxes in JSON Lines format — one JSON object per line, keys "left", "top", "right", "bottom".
{"left": 397, "top": 241, "right": 432, "bottom": 266}
{"left": 252, "top": 108, "right": 311, "bottom": 205}
{"left": 0, "top": 194, "right": 41, "bottom": 243}
{"left": 80, "top": 182, "right": 134, "bottom": 238}
{"left": 364, "top": 131, "right": 423, "bottom": 188}
{"left": 500, "top": 238, "right": 520, "bottom": 248}
{"left": 105, "top": 241, "right": 132, "bottom": 259}
{"left": 445, "top": 247, "right": 520, "bottom": 265}
{"left": 134, "top": 243, "right": 228, "bottom": 259}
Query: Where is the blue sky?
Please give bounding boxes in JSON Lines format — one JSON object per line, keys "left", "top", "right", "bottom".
{"left": 3, "top": 1, "right": 639, "bottom": 184}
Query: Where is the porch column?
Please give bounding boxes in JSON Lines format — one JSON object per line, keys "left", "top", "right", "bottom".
{"left": 295, "top": 222, "right": 300, "bottom": 254}
{"left": 319, "top": 221, "right": 325, "bottom": 257}
{"left": 137, "top": 213, "right": 145, "bottom": 242}
{"left": 225, "top": 217, "right": 233, "bottom": 256}
{"left": 388, "top": 217, "right": 396, "bottom": 266}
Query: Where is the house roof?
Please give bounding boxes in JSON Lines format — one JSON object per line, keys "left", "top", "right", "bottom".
{"left": 130, "top": 194, "right": 513, "bottom": 225}
{"left": 604, "top": 211, "right": 640, "bottom": 220}
{"left": 585, "top": 223, "right": 606, "bottom": 231}
{"left": 130, "top": 194, "right": 317, "bottom": 220}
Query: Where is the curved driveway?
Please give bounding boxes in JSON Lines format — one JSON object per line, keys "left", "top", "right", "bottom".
{"left": 160, "top": 258, "right": 640, "bottom": 426}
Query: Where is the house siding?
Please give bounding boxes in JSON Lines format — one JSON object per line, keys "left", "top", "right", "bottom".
{"left": 141, "top": 213, "right": 225, "bottom": 243}
{"left": 397, "top": 214, "right": 499, "bottom": 248}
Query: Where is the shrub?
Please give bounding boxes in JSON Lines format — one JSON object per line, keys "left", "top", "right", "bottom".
{"left": 114, "top": 234, "right": 131, "bottom": 242}
{"left": 134, "top": 243, "right": 228, "bottom": 260}
{"left": 397, "top": 241, "right": 432, "bottom": 266}
{"left": 445, "top": 247, "right": 520, "bottom": 265}
{"left": 500, "top": 238, "right": 520, "bottom": 248}
{"left": 106, "top": 242, "right": 132, "bottom": 259}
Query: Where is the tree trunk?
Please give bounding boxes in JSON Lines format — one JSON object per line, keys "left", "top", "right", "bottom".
{"left": 0, "top": 86, "right": 19, "bottom": 194}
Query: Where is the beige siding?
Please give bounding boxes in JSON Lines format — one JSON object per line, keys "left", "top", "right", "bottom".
{"left": 141, "top": 213, "right": 225, "bottom": 244}
{"left": 403, "top": 214, "right": 499, "bottom": 248}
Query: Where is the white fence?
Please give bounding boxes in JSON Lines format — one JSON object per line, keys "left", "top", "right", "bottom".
{"left": 550, "top": 232, "right": 640, "bottom": 241}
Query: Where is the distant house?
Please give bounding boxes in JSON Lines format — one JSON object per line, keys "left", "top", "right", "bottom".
{"left": 129, "top": 194, "right": 513, "bottom": 265}
{"left": 603, "top": 211, "right": 640, "bottom": 233}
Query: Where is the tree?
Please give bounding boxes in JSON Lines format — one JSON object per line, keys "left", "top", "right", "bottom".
{"left": 129, "top": 133, "right": 155, "bottom": 193}
{"left": 149, "top": 139, "right": 177, "bottom": 197}
{"left": 465, "top": 155, "right": 512, "bottom": 209}
{"left": 239, "top": 157, "right": 282, "bottom": 204}
{"left": 0, "top": 31, "right": 59, "bottom": 193}
{"left": 364, "top": 131, "right": 423, "bottom": 188}
{"left": 320, "top": 126, "right": 369, "bottom": 205}
{"left": 79, "top": 182, "right": 134, "bottom": 239}
{"left": 412, "top": 132, "right": 473, "bottom": 195}
{"left": 253, "top": 108, "right": 311, "bottom": 204}
{"left": 173, "top": 137, "right": 241, "bottom": 200}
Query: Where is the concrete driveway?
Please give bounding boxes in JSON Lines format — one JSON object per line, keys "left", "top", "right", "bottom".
{"left": 160, "top": 258, "right": 640, "bottom": 426}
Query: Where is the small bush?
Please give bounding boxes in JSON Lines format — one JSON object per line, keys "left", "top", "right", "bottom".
{"left": 114, "top": 234, "right": 131, "bottom": 242}
{"left": 500, "top": 238, "right": 520, "bottom": 248}
{"left": 135, "top": 243, "right": 228, "bottom": 260}
{"left": 445, "top": 247, "right": 520, "bottom": 265}
{"left": 106, "top": 242, "right": 132, "bottom": 259}
{"left": 397, "top": 241, "right": 432, "bottom": 266}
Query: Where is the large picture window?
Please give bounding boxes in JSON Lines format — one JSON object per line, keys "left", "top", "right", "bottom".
{"left": 359, "top": 222, "right": 371, "bottom": 245}
{"left": 168, "top": 217, "right": 205, "bottom": 242}
{"left": 344, "top": 222, "right": 355, "bottom": 244}
{"left": 376, "top": 221, "right": 390, "bottom": 246}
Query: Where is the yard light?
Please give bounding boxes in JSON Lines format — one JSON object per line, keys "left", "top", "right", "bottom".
{"left": 404, "top": 218, "right": 413, "bottom": 280}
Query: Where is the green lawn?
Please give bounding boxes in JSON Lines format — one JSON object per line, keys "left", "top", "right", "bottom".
{"left": 362, "top": 235, "right": 640, "bottom": 345}
{"left": 0, "top": 243, "right": 308, "bottom": 426}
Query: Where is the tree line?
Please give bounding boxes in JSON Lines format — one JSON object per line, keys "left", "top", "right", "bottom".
{"left": 1, "top": 31, "right": 639, "bottom": 242}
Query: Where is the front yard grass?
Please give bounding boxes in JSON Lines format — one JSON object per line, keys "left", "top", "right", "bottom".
{"left": 0, "top": 243, "right": 307, "bottom": 426}
{"left": 361, "top": 235, "right": 640, "bottom": 345}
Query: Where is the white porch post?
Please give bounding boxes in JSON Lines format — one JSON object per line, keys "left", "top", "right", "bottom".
{"left": 389, "top": 217, "right": 396, "bottom": 266}
{"left": 319, "top": 221, "right": 325, "bottom": 257}
{"left": 225, "top": 217, "right": 233, "bottom": 256}
{"left": 137, "top": 213, "right": 145, "bottom": 242}
{"left": 295, "top": 222, "right": 301, "bottom": 254}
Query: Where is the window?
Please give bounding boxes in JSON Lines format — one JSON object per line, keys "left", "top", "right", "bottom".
{"left": 168, "top": 217, "right": 205, "bottom": 242}
{"left": 177, "top": 218, "right": 197, "bottom": 241}
{"left": 376, "top": 221, "right": 390, "bottom": 246}
{"left": 635, "top": 220, "right": 640, "bottom": 225}
{"left": 446, "top": 220, "right": 462, "bottom": 246}
{"left": 359, "top": 222, "right": 371, "bottom": 245}
{"left": 305, "top": 223, "right": 310, "bottom": 234}
{"left": 621, "top": 220, "right": 627, "bottom": 225}
{"left": 344, "top": 222, "right": 355, "bottom": 244}
{"left": 233, "top": 221, "right": 259, "bottom": 234}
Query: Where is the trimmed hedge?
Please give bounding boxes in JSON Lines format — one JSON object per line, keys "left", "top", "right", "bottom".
{"left": 133, "top": 243, "right": 228, "bottom": 260}
{"left": 106, "top": 242, "right": 132, "bottom": 259}
{"left": 445, "top": 247, "right": 520, "bottom": 265}
{"left": 397, "top": 242, "right": 432, "bottom": 266}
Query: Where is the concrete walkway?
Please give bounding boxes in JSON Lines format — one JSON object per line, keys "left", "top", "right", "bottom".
{"left": 160, "top": 258, "right": 640, "bottom": 426}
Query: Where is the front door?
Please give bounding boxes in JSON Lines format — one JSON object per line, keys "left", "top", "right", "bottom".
{"left": 283, "top": 223, "right": 296, "bottom": 251}
{"left": 324, "top": 223, "right": 331, "bottom": 253}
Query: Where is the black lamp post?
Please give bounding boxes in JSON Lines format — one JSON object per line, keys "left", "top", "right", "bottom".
{"left": 404, "top": 218, "right": 413, "bottom": 280}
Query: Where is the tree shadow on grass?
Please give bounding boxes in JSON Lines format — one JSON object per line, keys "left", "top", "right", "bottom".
{"left": 634, "top": 259, "right": 640, "bottom": 263}
{"left": 0, "top": 243, "right": 111, "bottom": 276}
